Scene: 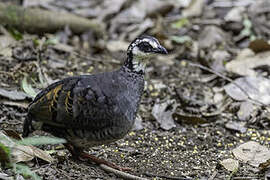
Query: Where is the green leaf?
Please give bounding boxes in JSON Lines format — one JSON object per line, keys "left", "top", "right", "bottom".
{"left": 17, "top": 136, "right": 66, "bottom": 146}
{"left": 0, "top": 142, "right": 10, "bottom": 166}
{"left": 170, "top": 35, "right": 192, "bottom": 44}
{"left": 15, "top": 164, "right": 41, "bottom": 180}
{"left": 8, "top": 28, "right": 23, "bottom": 41}
{"left": 21, "top": 75, "right": 37, "bottom": 98}
{"left": 44, "top": 36, "right": 59, "bottom": 46}
{"left": 171, "top": 18, "right": 189, "bottom": 29}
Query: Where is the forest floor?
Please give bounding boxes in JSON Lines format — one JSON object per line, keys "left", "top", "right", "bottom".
{"left": 1, "top": 0, "right": 270, "bottom": 179}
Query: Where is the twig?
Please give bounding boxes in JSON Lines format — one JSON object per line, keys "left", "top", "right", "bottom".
{"left": 144, "top": 172, "right": 192, "bottom": 180}
{"left": 72, "top": 52, "right": 103, "bottom": 62}
{"left": 99, "top": 164, "right": 147, "bottom": 180}
{"left": 233, "top": 177, "right": 259, "bottom": 180}
{"left": 210, "top": 0, "right": 254, "bottom": 8}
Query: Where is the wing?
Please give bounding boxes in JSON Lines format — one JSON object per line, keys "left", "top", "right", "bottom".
{"left": 28, "top": 74, "right": 116, "bottom": 130}
{"left": 28, "top": 77, "right": 81, "bottom": 127}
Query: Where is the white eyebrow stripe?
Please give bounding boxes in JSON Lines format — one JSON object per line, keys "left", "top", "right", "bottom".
{"left": 142, "top": 38, "right": 158, "bottom": 48}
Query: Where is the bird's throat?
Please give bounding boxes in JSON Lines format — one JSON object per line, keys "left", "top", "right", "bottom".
{"left": 124, "top": 54, "right": 150, "bottom": 74}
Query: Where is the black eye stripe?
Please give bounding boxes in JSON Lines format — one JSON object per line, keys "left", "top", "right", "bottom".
{"left": 138, "top": 42, "right": 152, "bottom": 51}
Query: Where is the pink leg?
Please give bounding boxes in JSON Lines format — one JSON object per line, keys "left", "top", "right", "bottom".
{"left": 64, "top": 144, "right": 132, "bottom": 171}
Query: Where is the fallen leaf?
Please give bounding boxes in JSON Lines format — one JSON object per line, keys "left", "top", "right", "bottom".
{"left": 21, "top": 76, "right": 38, "bottom": 99}
{"left": 18, "top": 136, "right": 66, "bottom": 146}
{"left": 0, "top": 100, "right": 28, "bottom": 109}
{"left": 0, "top": 35, "right": 15, "bottom": 57}
{"left": 225, "top": 121, "right": 247, "bottom": 133}
{"left": 237, "top": 101, "right": 256, "bottom": 121}
{"left": 0, "top": 88, "right": 28, "bottom": 100}
{"left": 47, "top": 59, "right": 67, "bottom": 69}
{"left": 0, "top": 131, "right": 54, "bottom": 163}
{"left": 152, "top": 100, "right": 178, "bottom": 130}
{"left": 110, "top": 0, "right": 173, "bottom": 36}
{"left": 72, "top": 0, "right": 126, "bottom": 20}
{"left": 4, "top": 130, "right": 22, "bottom": 140}
{"left": 224, "top": 76, "right": 270, "bottom": 105}
{"left": 249, "top": 39, "right": 270, "bottom": 53}
{"left": 170, "top": 35, "right": 192, "bottom": 44}
{"left": 0, "top": 172, "right": 11, "bottom": 180}
{"left": 133, "top": 115, "right": 143, "bottom": 131}
{"left": 0, "top": 142, "right": 10, "bottom": 166}
{"left": 198, "top": 26, "right": 228, "bottom": 49}
{"left": 225, "top": 49, "right": 270, "bottom": 76}
{"left": 224, "top": 6, "right": 245, "bottom": 22}
{"left": 182, "top": 0, "right": 205, "bottom": 18}
{"left": 220, "top": 158, "right": 239, "bottom": 172}
{"left": 52, "top": 43, "right": 74, "bottom": 53}
{"left": 171, "top": 18, "right": 189, "bottom": 29}
{"left": 211, "top": 50, "right": 230, "bottom": 73}
{"left": 233, "top": 141, "right": 270, "bottom": 167}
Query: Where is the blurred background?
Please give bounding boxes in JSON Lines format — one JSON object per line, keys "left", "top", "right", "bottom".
{"left": 0, "top": 0, "right": 270, "bottom": 179}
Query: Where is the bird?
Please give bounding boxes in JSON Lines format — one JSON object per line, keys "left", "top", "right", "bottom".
{"left": 22, "top": 35, "right": 168, "bottom": 171}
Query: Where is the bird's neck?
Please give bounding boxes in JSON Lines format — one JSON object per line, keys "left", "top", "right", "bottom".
{"left": 123, "top": 52, "right": 149, "bottom": 74}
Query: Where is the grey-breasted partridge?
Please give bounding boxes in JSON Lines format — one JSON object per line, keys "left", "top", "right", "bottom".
{"left": 23, "top": 35, "right": 167, "bottom": 170}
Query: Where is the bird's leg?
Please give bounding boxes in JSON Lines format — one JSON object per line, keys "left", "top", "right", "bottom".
{"left": 64, "top": 144, "right": 131, "bottom": 171}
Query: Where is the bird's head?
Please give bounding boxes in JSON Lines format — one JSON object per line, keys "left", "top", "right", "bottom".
{"left": 125, "top": 35, "right": 168, "bottom": 73}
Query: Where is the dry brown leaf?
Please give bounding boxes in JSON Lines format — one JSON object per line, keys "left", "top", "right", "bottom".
{"left": 182, "top": 0, "right": 205, "bottom": 18}
{"left": 152, "top": 100, "right": 178, "bottom": 130}
{"left": 224, "top": 76, "right": 270, "bottom": 105}
{"left": 224, "top": 7, "right": 245, "bottom": 22}
{"left": 225, "top": 49, "right": 270, "bottom": 76}
{"left": 249, "top": 39, "right": 270, "bottom": 53}
{"left": 225, "top": 121, "right": 247, "bottom": 133}
{"left": 198, "top": 26, "right": 228, "bottom": 49}
{"left": 0, "top": 89, "right": 29, "bottom": 101}
{"left": 0, "top": 131, "right": 54, "bottom": 164}
{"left": 220, "top": 158, "right": 239, "bottom": 172}
{"left": 233, "top": 141, "right": 270, "bottom": 167}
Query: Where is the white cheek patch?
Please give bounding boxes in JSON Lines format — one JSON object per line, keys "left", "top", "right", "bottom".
{"left": 132, "top": 46, "right": 151, "bottom": 73}
{"left": 132, "top": 46, "right": 147, "bottom": 57}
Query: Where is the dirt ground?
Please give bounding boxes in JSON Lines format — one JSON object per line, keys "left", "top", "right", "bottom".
{"left": 1, "top": 0, "right": 270, "bottom": 180}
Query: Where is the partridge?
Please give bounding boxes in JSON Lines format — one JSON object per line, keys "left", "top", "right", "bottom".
{"left": 23, "top": 35, "right": 168, "bottom": 170}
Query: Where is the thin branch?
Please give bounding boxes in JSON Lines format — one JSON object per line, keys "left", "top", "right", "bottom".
{"left": 99, "top": 164, "right": 147, "bottom": 180}
{"left": 144, "top": 172, "right": 192, "bottom": 180}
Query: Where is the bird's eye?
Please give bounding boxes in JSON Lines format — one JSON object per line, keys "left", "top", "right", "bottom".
{"left": 138, "top": 42, "right": 152, "bottom": 52}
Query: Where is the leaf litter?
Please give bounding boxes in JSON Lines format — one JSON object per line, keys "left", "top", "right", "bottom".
{"left": 1, "top": 0, "right": 270, "bottom": 179}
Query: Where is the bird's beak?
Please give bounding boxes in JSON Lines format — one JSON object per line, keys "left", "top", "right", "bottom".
{"left": 154, "top": 45, "right": 168, "bottom": 54}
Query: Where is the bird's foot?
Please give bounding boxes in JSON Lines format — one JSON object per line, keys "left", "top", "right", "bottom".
{"left": 79, "top": 151, "right": 132, "bottom": 171}
{"left": 64, "top": 144, "right": 131, "bottom": 171}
